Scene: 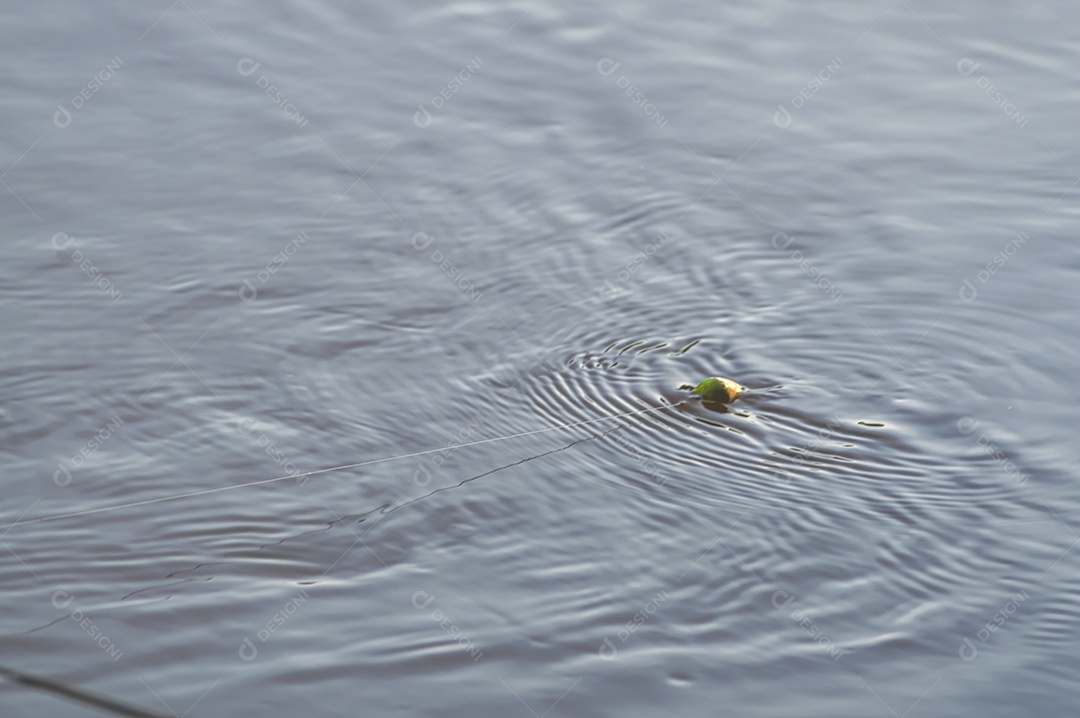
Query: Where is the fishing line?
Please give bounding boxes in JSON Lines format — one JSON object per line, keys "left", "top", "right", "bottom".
{"left": 0, "top": 664, "right": 169, "bottom": 718}
{"left": 3, "top": 400, "right": 687, "bottom": 531}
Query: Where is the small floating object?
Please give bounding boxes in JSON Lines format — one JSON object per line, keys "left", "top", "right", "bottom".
{"left": 690, "top": 376, "right": 745, "bottom": 404}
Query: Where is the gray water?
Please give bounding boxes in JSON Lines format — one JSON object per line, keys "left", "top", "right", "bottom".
{"left": 3, "top": 2, "right": 1079, "bottom": 716}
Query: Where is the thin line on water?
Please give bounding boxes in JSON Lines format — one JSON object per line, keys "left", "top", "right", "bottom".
{"left": 0, "top": 664, "right": 169, "bottom": 718}
{"left": 2, "top": 400, "right": 686, "bottom": 531}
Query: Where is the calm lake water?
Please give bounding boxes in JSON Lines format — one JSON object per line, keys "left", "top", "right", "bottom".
{"left": 3, "top": 1, "right": 1079, "bottom": 716}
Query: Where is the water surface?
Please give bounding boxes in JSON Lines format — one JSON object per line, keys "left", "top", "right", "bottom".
{"left": 2, "top": 1, "right": 1079, "bottom": 716}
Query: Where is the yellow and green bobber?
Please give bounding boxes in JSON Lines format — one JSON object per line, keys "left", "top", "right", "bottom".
{"left": 690, "top": 376, "right": 745, "bottom": 404}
